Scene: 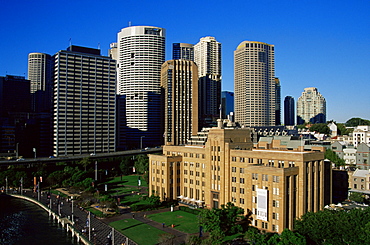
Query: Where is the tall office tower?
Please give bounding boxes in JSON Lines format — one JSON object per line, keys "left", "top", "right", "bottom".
{"left": 275, "top": 78, "right": 281, "bottom": 125}
{"left": 28, "top": 53, "right": 53, "bottom": 112}
{"left": 194, "top": 36, "right": 221, "bottom": 128}
{"left": 284, "top": 96, "right": 295, "bottom": 126}
{"left": 297, "top": 87, "right": 326, "bottom": 124}
{"left": 117, "top": 26, "right": 165, "bottom": 148}
{"left": 172, "top": 43, "right": 194, "bottom": 60}
{"left": 0, "top": 75, "right": 31, "bottom": 154}
{"left": 161, "top": 60, "right": 199, "bottom": 145}
{"left": 53, "top": 45, "right": 116, "bottom": 156}
{"left": 234, "top": 41, "right": 275, "bottom": 127}
{"left": 221, "top": 91, "right": 234, "bottom": 119}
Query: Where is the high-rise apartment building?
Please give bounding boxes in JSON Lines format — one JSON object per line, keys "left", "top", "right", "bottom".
{"left": 275, "top": 78, "right": 281, "bottom": 126}
{"left": 161, "top": 60, "right": 199, "bottom": 145}
{"left": 53, "top": 45, "right": 116, "bottom": 156}
{"left": 172, "top": 43, "right": 194, "bottom": 61}
{"left": 194, "top": 36, "right": 221, "bottom": 128}
{"left": 117, "top": 26, "right": 165, "bottom": 148}
{"left": 234, "top": 41, "right": 275, "bottom": 127}
{"left": 297, "top": 87, "right": 326, "bottom": 124}
{"left": 149, "top": 122, "right": 331, "bottom": 233}
{"left": 284, "top": 96, "right": 295, "bottom": 126}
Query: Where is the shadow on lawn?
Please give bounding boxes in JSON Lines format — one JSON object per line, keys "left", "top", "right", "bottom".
{"left": 120, "top": 221, "right": 146, "bottom": 231}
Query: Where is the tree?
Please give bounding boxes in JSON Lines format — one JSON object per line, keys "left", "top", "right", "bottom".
{"left": 158, "top": 233, "right": 176, "bottom": 245}
{"left": 119, "top": 156, "right": 132, "bottom": 175}
{"left": 309, "top": 123, "right": 330, "bottom": 134}
{"left": 198, "top": 202, "right": 248, "bottom": 236}
{"left": 345, "top": 117, "right": 370, "bottom": 127}
{"left": 325, "top": 149, "right": 345, "bottom": 167}
{"left": 79, "top": 157, "right": 92, "bottom": 171}
{"left": 349, "top": 192, "right": 365, "bottom": 203}
{"left": 134, "top": 154, "right": 149, "bottom": 174}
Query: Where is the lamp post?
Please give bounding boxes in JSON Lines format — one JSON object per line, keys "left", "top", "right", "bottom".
{"left": 140, "top": 136, "right": 145, "bottom": 149}
{"left": 33, "top": 148, "right": 37, "bottom": 159}
{"left": 16, "top": 143, "right": 19, "bottom": 158}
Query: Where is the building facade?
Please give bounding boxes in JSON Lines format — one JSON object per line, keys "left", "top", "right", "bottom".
{"left": 297, "top": 87, "right": 326, "bottom": 124}
{"left": 28, "top": 53, "right": 53, "bottom": 93}
{"left": 53, "top": 45, "right": 116, "bottom": 156}
{"left": 353, "top": 126, "right": 370, "bottom": 148}
{"left": 149, "top": 122, "right": 331, "bottom": 233}
{"left": 161, "top": 60, "right": 199, "bottom": 145}
{"left": 275, "top": 78, "right": 281, "bottom": 126}
{"left": 284, "top": 96, "right": 295, "bottom": 126}
{"left": 117, "top": 26, "right": 165, "bottom": 148}
{"left": 172, "top": 43, "right": 194, "bottom": 61}
{"left": 221, "top": 91, "right": 234, "bottom": 119}
{"left": 194, "top": 36, "right": 221, "bottom": 128}
{"left": 234, "top": 41, "right": 276, "bottom": 127}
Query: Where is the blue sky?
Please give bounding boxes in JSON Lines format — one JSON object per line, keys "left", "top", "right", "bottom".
{"left": 1, "top": 0, "right": 369, "bottom": 123}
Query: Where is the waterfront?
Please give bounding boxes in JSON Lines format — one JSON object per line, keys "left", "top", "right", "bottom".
{"left": 0, "top": 195, "right": 77, "bottom": 245}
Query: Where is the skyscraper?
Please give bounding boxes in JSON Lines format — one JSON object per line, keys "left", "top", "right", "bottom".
{"left": 297, "top": 87, "right": 326, "bottom": 124}
{"left": 194, "top": 36, "right": 221, "bottom": 128}
{"left": 221, "top": 91, "right": 234, "bottom": 119}
{"left": 28, "top": 53, "right": 53, "bottom": 112}
{"left": 284, "top": 96, "right": 295, "bottom": 126}
{"left": 172, "top": 43, "right": 194, "bottom": 60}
{"left": 28, "top": 53, "right": 52, "bottom": 93}
{"left": 275, "top": 78, "right": 281, "bottom": 126}
{"left": 234, "top": 41, "right": 275, "bottom": 127}
{"left": 117, "top": 26, "right": 165, "bottom": 148}
{"left": 161, "top": 60, "right": 199, "bottom": 145}
{"left": 53, "top": 45, "right": 116, "bottom": 156}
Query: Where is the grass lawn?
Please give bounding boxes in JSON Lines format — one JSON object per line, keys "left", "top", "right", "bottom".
{"left": 105, "top": 175, "right": 148, "bottom": 187}
{"left": 85, "top": 207, "right": 105, "bottom": 217}
{"left": 110, "top": 219, "right": 166, "bottom": 245}
{"left": 148, "top": 210, "right": 199, "bottom": 234}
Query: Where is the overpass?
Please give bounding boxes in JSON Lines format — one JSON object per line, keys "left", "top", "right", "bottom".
{"left": 0, "top": 147, "right": 162, "bottom": 167}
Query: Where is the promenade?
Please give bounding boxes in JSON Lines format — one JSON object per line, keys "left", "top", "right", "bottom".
{"left": 15, "top": 190, "right": 188, "bottom": 245}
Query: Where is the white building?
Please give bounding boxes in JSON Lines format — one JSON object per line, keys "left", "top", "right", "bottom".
{"left": 28, "top": 53, "right": 52, "bottom": 93}
{"left": 353, "top": 126, "right": 370, "bottom": 148}
{"left": 343, "top": 148, "right": 357, "bottom": 166}
{"left": 234, "top": 41, "right": 275, "bottom": 127}
{"left": 117, "top": 26, "right": 165, "bottom": 148}
{"left": 297, "top": 87, "right": 326, "bottom": 124}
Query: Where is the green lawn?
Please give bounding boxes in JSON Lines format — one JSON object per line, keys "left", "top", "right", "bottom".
{"left": 148, "top": 210, "right": 199, "bottom": 234}
{"left": 110, "top": 219, "right": 167, "bottom": 245}
{"left": 85, "top": 207, "right": 105, "bottom": 217}
{"left": 105, "top": 175, "right": 148, "bottom": 187}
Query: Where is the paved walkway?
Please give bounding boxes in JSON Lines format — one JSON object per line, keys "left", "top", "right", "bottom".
{"left": 18, "top": 190, "right": 190, "bottom": 244}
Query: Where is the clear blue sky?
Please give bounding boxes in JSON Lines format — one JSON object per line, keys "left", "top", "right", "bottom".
{"left": 1, "top": 0, "right": 369, "bottom": 123}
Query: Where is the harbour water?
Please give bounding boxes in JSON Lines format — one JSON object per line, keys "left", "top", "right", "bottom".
{"left": 0, "top": 195, "right": 77, "bottom": 245}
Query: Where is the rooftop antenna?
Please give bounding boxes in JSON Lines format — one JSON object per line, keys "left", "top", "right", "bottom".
{"left": 69, "top": 38, "right": 72, "bottom": 47}
{"left": 219, "top": 104, "right": 222, "bottom": 119}
{"left": 128, "top": 21, "right": 132, "bottom": 27}
{"left": 98, "top": 43, "right": 100, "bottom": 50}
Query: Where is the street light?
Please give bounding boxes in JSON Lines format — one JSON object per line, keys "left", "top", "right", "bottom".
{"left": 140, "top": 136, "right": 145, "bottom": 149}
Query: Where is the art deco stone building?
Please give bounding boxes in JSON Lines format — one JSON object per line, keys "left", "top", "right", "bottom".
{"left": 149, "top": 121, "right": 331, "bottom": 233}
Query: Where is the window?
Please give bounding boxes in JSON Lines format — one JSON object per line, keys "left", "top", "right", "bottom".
{"left": 232, "top": 167, "right": 236, "bottom": 172}
{"left": 240, "top": 178, "right": 245, "bottom": 184}
{"left": 252, "top": 173, "right": 258, "bottom": 180}
{"left": 232, "top": 187, "right": 236, "bottom": 192}
{"left": 273, "top": 188, "right": 279, "bottom": 195}
{"left": 240, "top": 157, "right": 245, "bottom": 162}
{"left": 240, "top": 188, "right": 245, "bottom": 194}
{"left": 262, "top": 174, "right": 268, "bottom": 181}
{"left": 184, "top": 170, "right": 188, "bottom": 175}
{"left": 184, "top": 178, "right": 188, "bottom": 183}
{"left": 273, "top": 200, "right": 279, "bottom": 207}
{"left": 196, "top": 180, "right": 199, "bottom": 185}
{"left": 232, "top": 177, "right": 236, "bottom": 182}
{"left": 240, "top": 168, "right": 245, "bottom": 174}
{"left": 240, "top": 198, "right": 245, "bottom": 204}
{"left": 272, "top": 212, "right": 279, "bottom": 220}
{"left": 273, "top": 176, "right": 279, "bottom": 183}
{"left": 248, "top": 158, "right": 254, "bottom": 163}
{"left": 232, "top": 157, "right": 237, "bottom": 162}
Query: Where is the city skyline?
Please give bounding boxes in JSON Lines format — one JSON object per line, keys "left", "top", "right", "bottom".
{"left": 1, "top": 0, "right": 369, "bottom": 123}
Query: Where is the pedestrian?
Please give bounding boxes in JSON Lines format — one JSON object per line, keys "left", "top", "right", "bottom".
{"left": 162, "top": 223, "right": 165, "bottom": 228}
{"left": 132, "top": 213, "right": 135, "bottom": 219}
